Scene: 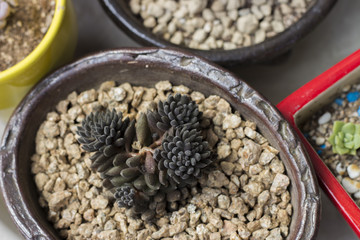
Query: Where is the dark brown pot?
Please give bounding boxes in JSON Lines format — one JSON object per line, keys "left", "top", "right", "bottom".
{"left": 0, "top": 48, "right": 319, "bottom": 239}
{"left": 99, "top": 0, "right": 336, "bottom": 65}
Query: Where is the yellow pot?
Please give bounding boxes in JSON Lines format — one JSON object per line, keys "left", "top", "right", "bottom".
{"left": 0, "top": 0, "right": 77, "bottom": 109}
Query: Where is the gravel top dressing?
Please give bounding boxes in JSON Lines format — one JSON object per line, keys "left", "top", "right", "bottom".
{"left": 0, "top": 0, "right": 55, "bottom": 71}
{"left": 303, "top": 82, "right": 360, "bottom": 207}
{"left": 129, "top": 0, "right": 315, "bottom": 50}
{"left": 32, "top": 80, "right": 292, "bottom": 239}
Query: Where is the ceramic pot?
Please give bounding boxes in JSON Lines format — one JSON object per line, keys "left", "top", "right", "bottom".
{"left": 0, "top": 48, "right": 319, "bottom": 239}
{"left": 99, "top": 0, "right": 336, "bottom": 65}
{"left": 0, "top": 0, "right": 77, "bottom": 109}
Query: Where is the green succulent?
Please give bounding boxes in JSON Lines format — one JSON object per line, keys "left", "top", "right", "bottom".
{"left": 76, "top": 94, "right": 212, "bottom": 218}
{"left": 328, "top": 121, "right": 360, "bottom": 155}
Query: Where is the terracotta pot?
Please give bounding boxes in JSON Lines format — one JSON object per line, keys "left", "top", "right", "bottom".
{"left": 0, "top": 48, "right": 319, "bottom": 239}
{"left": 99, "top": 0, "right": 336, "bottom": 65}
{"left": 278, "top": 49, "right": 360, "bottom": 237}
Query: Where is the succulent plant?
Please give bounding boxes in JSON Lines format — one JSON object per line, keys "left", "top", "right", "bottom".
{"left": 76, "top": 94, "right": 213, "bottom": 218}
{"left": 114, "top": 185, "right": 151, "bottom": 214}
{"left": 0, "top": 0, "right": 18, "bottom": 29}
{"left": 328, "top": 121, "right": 360, "bottom": 155}
{"left": 115, "top": 185, "right": 136, "bottom": 208}
{"left": 147, "top": 93, "right": 202, "bottom": 136}
{"left": 155, "top": 125, "right": 211, "bottom": 185}
{"left": 77, "top": 109, "right": 135, "bottom": 173}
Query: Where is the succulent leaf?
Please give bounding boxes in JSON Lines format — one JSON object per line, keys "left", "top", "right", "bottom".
{"left": 144, "top": 173, "right": 161, "bottom": 190}
{"left": 144, "top": 151, "right": 156, "bottom": 174}
{"left": 328, "top": 121, "right": 360, "bottom": 155}
{"left": 136, "top": 112, "right": 152, "bottom": 146}
{"left": 126, "top": 155, "right": 142, "bottom": 168}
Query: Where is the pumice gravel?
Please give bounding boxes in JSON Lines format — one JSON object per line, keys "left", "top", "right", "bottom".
{"left": 0, "top": 0, "right": 55, "bottom": 71}
{"left": 129, "top": 0, "right": 315, "bottom": 50}
{"left": 32, "top": 80, "right": 292, "bottom": 239}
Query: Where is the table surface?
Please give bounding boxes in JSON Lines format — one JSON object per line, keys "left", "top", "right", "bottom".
{"left": 0, "top": 0, "right": 359, "bottom": 239}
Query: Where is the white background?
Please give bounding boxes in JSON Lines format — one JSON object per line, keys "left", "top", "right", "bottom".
{"left": 0, "top": 0, "right": 359, "bottom": 239}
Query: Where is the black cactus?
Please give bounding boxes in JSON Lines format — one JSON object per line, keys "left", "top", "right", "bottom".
{"left": 155, "top": 125, "right": 211, "bottom": 185}
{"left": 77, "top": 109, "right": 135, "bottom": 173}
{"left": 147, "top": 93, "right": 202, "bottom": 136}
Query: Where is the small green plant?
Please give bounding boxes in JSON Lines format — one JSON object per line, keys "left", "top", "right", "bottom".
{"left": 328, "top": 121, "right": 360, "bottom": 155}
{"left": 0, "top": 0, "right": 18, "bottom": 29}
{"left": 76, "top": 94, "right": 212, "bottom": 219}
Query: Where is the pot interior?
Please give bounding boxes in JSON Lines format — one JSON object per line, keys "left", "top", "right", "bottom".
{"left": 5, "top": 49, "right": 317, "bottom": 239}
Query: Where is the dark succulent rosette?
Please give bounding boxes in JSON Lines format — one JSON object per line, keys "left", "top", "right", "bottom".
{"left": 114, "top": 185, "right": 151, "bottom": 214}
{"left": 147, "top": 93, "right": 202, "bottom": 136}
{"left": 115, "top": 185, "right": 136, "bottom": 208}
{"left": 76, "top": 109, "right": 135, "bottom": 173}
{"left": 155, "top": 125, "right": 211, "bottom": 185}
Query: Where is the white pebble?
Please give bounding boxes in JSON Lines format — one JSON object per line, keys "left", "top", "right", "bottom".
{"left": 146, "top": 2, "right": 164, "bottom": 18}
{"left": 342, "top": 177, "right": 360, "bottom": 194}
{"left": 236, "top": 14, "right": 259, "bottom": 34}
{"left": 185, "top": 0, "right": 207, "bottom": 15}
{"left": 252, "top": 0, "right": 267, "bottom": 5}
{"left": 347, "top": 164, "right": 360, "bottom": 179}
{"left": 223, "top": 114, "right": 242, "bottom": 130}
{"left": 336, "top": 163, "right": 346, "bottom": 175}
{"left": 251, "top": 5, "right": 263, "bottom": 20}
{"left": 193, "top": 29, "right": 208, "bottom": 42}
{"left": 170, "top": 31, "right": 183, "bottom": 45}
{"left": 254, "top": 29, "right": 266, "bottom": 44}
{"left": 0, "top": 1, "right": 10, "bottom": 21}
{"left": 291, "top": 0, "right": 306, "bottom": 8}
{"left": 271, "top": 20, "right": 285, "bottom": 33}
{"left": 109, "top": 87, "right": 126, "bottom": 102}
{"left": 343, "top": 85, "right": 351, "bottom": 92}
{"left": 315, "top": 137, "right": 325, "bottom": 146}
{"left": 317, "top": 112, "right": 331, "bottom": 125}
{"left": 227, "top": 0, "right": 245, "bottom": 10}
{"left": 354, "top": 191, "right": 360, "bottom": 199}
{"left": 260, "top": 4, "right": 272, "bottom": 16}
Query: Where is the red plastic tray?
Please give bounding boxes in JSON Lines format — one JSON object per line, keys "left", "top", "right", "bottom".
{"left": 277, "top": 49, "right": 360, "bottom": 237}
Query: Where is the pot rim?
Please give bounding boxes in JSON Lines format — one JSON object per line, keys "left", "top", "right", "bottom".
{"left": 0, "top": 48, "right": 320, "bottom": 239}
{"left": 99, "top": 0, "right": 337, "bottom": 64}
{"left": 0, "top": 0, "right": 67, "bottom": 83}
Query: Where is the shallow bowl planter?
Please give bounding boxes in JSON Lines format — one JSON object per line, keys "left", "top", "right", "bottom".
{"left": 99, "top": 0, "right": 336, "bottom": 65}
{"left": 277, "top": 49, "right": 360, "bottom": 237}
{"left": 0, "top": 48, "right": 319, "bottom": 239}
{"left": 0, "top": 0, "right": 77, "bottom": 109}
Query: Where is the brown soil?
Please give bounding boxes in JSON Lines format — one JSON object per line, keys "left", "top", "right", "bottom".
{"left": 0, "top": 0, "right": 55, "bottom": 72}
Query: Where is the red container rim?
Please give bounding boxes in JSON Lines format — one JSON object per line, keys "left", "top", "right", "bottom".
{"left": 277, "top": 49, "right": 360, "bottom": 237}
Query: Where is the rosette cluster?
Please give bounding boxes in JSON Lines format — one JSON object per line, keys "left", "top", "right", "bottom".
{"left": 76, "top": 93, "right": 212, "bottom": 219}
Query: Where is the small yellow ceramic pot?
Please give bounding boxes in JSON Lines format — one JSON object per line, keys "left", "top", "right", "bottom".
{"left": 0, "top": 0, "right": 77, "bottom": 109}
